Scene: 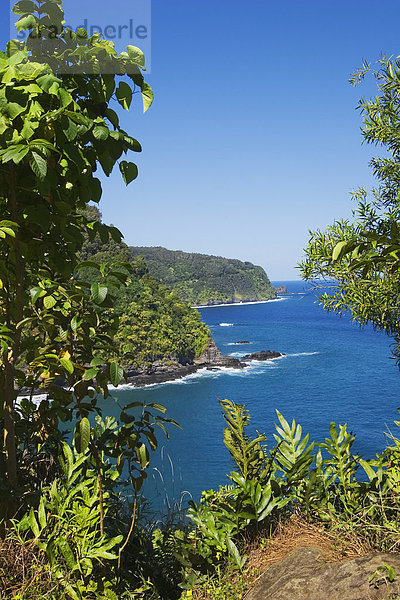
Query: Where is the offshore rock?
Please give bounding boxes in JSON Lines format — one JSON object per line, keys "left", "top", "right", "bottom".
{"left": 242, "top": 350, "right": 284, "bottom": 361}
{"left": 275, "top": 284, "right": 288, "bottom": 295}
{"left": 245, "top": 546, "right": 400, "bottom": 600}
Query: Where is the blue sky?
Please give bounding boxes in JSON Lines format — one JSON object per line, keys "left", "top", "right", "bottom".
{"left": 3, "top": 0, "right": 400, "bottom": 279}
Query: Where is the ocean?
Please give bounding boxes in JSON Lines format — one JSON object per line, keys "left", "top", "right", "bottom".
{"left": 98, "top": 280, "right": 400, "bottom": 515}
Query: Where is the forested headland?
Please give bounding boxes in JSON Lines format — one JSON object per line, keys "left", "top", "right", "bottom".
{"left": 78, "top": 207, "right": 211, "bottom": 369}
{"left": 129, "top": 246, "right": 276, "bottom": 306}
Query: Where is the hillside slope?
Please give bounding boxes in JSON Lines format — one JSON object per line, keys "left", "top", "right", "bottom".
{"left": 78, "top": 210, "right": 211, "bottom": 367}
{"left": 129, "top": 246, "right": 276, "bottom": 305}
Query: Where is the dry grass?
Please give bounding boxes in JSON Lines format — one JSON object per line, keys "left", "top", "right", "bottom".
{"left": 0, "top": 537, "right": 60, "bottom": 599}
{"left": 241, "top": 513, "right": 372, "bottom": 595}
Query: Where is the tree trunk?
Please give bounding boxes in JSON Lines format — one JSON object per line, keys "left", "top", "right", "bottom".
{"left": 3, "top": 166, "right": 24, "bottom": 489}
{"left": 3, "top": 354, "right": 17, "bottom": 486}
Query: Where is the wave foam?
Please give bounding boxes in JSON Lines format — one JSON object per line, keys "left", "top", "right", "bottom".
{"left": 194, "top": 298, "right": 289, "bottom": 308}
{"left": 288, "top": 352, "right": 319, "bottom": 357}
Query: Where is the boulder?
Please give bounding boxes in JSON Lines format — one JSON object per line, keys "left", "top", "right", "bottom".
{"left": 245, "top": 546, "right": 400, "bottom": 600}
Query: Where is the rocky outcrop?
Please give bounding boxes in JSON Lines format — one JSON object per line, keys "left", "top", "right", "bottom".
{"left": 124, "top": 342, "right": 287, "bottom": 387}
{"left": 245, "top": 546, "right": 400, "bottom": 600}
{"left": 275, "top": 285, "right": 288, "bottom": 295}
{"left": 233, "top": 341, "right": 250, "bottom": 345}
{"left": 243, "top": 350, "right": 284, "bottom": 361}
{"left": 125, "top": 339, "right": 244, "bottom": 387}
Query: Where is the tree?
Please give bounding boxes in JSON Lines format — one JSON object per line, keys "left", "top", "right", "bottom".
{"left": 299, "top": 55, "right": 400, "bottom": 361}
{"left": 0, "top": 0, "right": 153, "bottom": 491}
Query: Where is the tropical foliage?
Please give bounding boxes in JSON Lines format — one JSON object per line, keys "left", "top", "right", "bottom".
{"left": 299, "top": 56, "right": 400, "bottom": 360}
{"left": 130, "top": 246, "right": 276, "bottom": 305}
{"left": 176, "top": 402, "right": 400, "bottom": 599}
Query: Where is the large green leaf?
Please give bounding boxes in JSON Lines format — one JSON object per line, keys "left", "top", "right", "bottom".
{"left": 93, "top": 125, "right": 109, "bottom": 140}
{"left": 137, "top": 443, "right": 149, "bottom": 468}
{"left": 91, "top": 283, "right": 108, "bottom": 304}
{"left": 127, "top": 45, "right": 145, "bottom": 69}
{"left": 116, "top": 81, "right": 133, "bottom": 110}
{"left": 43, "top": 295, "right": 57, "bottom": 309}
{"left": 58, "top": 539, "right": 77, "bottom": 570}
{"left": 29, "top": 151, "right": 47, "bottom": 179}
{"left": 75, "top": 417, "right": 91, "bottom": 453}
{"left": 332, "top": 240, "right": 350, "bottom": 261}
{"left": 15, "top": 14, "right": 37, "bottom": 31}
{"left": 119, "top": 160, "right": 138, "bottom": 185}
{"left": 60, "top": 357, "right": 74, "bottom": 374}
{"left": 12, "top": 0, "right": 38, "bottom": 15}
{"left": 141, "top": 82, "right": 153, "bottom": 112}
{"left": 109, "top": 361, "right": 123, "bottom": 386}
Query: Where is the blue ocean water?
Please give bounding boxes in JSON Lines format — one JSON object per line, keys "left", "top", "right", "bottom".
{"left": 98, "top": 281, "right": 400, "bottom": 513}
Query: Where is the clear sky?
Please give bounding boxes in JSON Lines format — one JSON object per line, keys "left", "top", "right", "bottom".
{"left": 3, "top": 0, "right": 400, "bottom": 279}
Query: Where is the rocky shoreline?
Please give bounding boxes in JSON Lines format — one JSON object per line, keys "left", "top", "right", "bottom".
{"left": 124, "top": 340, "right": 284, "bottom": 388}
{"left": 18, "top": 341, "right": 285, "bottom": 395}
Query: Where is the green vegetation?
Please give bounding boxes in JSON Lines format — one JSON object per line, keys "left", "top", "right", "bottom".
{"left": 129, "top": 246, "right": 276, "bottom": 306}
{"left": 299, "top": 56, "right": 400, "bottom": 360}
{"left": 2, "top": 2, "right": 400, "bottom": 598}
{"left": 174, "top": 401, "right": 400, "bottom": 599}
{"left": 78, "top": 209, "right": 211, "bottom": 366}
{"left": 0, "top": 0, "right": 154, "bottom": 487}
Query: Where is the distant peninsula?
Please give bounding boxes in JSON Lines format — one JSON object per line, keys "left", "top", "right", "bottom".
{"left": 129, "top": 246, "right": 276, "bottom": 306}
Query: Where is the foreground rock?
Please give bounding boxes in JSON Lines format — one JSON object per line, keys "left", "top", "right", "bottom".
{"left": 242, "top": 350, "right": 284, "bottom": 361}
{"left": 125, "top": 339, "right": 244, "bottom": 387}
{"left": 245, "top": 546, "right": 400, "bottom": 600}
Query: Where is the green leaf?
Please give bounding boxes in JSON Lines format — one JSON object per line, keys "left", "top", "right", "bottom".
{"left": 332, "top": 240, "right": 349, "bottom": 261}
{"left": 58, "top": 88, "right": 73, "bottom": 108}
{"left": 43, "top": 295, "right": 57, "bottom": 309}
{"left": 38, "top": 497, "right": 47, "bottom": 529}
{"left": 57, "top": 539, "right": 77, "bottom": 570}
{"left": 110, "top": 362, "right": 123, "bottom": 386}
{"left": 91, "top": 283, "right": 108, "bottom": 304}
{"left": 119, "top": 160, "right": 138, "bottom": 185}
{"left": 141, "top": 82, "right": 153, "bottom": 113}
{"left": 30, "top": 286, "right": 46, "bottom": 304}
{"left": 12, "top": 0, "right": 38, "bottom": 15}
{"left": 36, "top": 74, "right": 62, "bottom": 95}
{"left": 75, "top": 417, "right": 91, "bottom": 453}
{"left": 116, "top": 81, "right": 133, "bottom": 110}
{"left": 15, "top": 14, "right": 37, "bottom": 31}
{"left": 90, "top": 357, "right": 103, "bottom": 367}
{"left": 137, "top": 443, "right": 149, "bottom": 468}
{"left": 93, "top": 125, "right": 109, "bottom": 140}
{"left": 21, "top": 120, "right": 38, "bottom": 140}
{"left": 60, "top": 357, "right": 74, "bottom": 374}
{"left": 127, "top": 45, "right": 145, "bottom": 68}
{"left": 29, "top": 151, "right": 47, "bottom": 179}
{"left": 62, "top": 116, "right": 78, "bottom": 142}
{"left": 28, "top": 508, "right": 40, "bottom": 538}
{"left": 83, "top": 367, "right": 98, "bottom": 381}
